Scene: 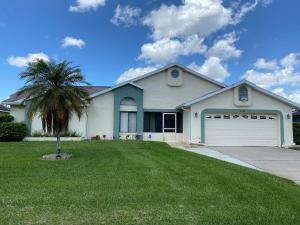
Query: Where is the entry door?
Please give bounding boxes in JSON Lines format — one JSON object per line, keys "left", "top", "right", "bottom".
{"left": 205, "top": 114, "right": 279, "bottom": 146}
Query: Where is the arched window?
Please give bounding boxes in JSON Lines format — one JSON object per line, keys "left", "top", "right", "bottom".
{"left": 120, "top": 97, "right": 136, "bottom": 106}
{"left": 239, "top": 86, "right": 248, "bottom": 102}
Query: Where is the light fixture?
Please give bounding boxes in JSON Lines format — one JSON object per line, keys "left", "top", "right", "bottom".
{"left": 195, "top": 112, "right": 198, "bottom": 118}
{"left": 287, "top": 114, "right": 291, "bottom": 119}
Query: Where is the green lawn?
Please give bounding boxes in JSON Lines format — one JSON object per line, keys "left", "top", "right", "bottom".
{"left": 1, "top": 141, "right": 300, "bottom": 225}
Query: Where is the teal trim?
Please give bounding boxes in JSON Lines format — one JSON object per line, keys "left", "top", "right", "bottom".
{"left": 113, "top": 84, "right": 143, "bottom": 139}
{"left": 143, "top": 109, "right": 178, "bottom": 112}
{"left": 24, "top": 101, "right": 31, "bottom": 136}
{"left": 200, "top": 108, "right": 284, "bottom": 146}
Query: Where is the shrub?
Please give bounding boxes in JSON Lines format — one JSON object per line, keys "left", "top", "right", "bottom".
{"left": 0, "top": 114, "right": 14, "bottom": 123}
{"left": 31, "top": 130, "right": 81, "bottom": 137}
{"left": 0, "top": 122, "right": 26, "bottom": 141}
{"left": 293, "top": 123, "right": 300, "bottom": 145}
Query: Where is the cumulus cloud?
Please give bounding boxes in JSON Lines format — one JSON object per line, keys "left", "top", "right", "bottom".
{"left": 69, "top": 0, "right": 105, "bottom": 12}
{"left": 242, "top": 53, "right": 300, "bottom": 89}
{"left": 189, "top": 57, "right": 230, "bottom": 82}
{"left": 273, "top": 87, "right": 300, "bottom": 103}
{"left": 143, "top": 0, "right": 232, "bottom": 40}
{"left": 62, "top": 36, "right": 86, "bottom": 48}
{"left": 111, "top": 5, "right": 141, "bottom": 27}
{"left": 254, "top": 58, "right": 278, "bottom": 70}
{"left": 139, "top": 35, "right": 207, "bottom": 64}
{"left": 206, "top": 32, "right": 242, "bottom": 61}
{"left": 116, "top": 66, "right": 158, "bottom": 84}
{"left": 7, "top": 53, "right": 50, "bottom": 67}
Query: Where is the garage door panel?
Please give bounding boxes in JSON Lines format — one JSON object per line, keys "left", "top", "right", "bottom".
{"left": 205, "top": 114, "right": 279, "bottom": 146}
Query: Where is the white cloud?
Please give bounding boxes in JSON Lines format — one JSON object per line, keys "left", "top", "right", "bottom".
{"left": 242, "top": 53, "right": 300, "bottom": 88}
{"left": 254, "top": 58, "right": 278, "bottom": 70}
{"left": 7, "top": 53, "right": 50, "bottom": 67}
{"left": 139, "top": 35, "right": 207, "bottom": 64}
{"left": 69, "top": 0, "right": 105, "bottom": 12}
{"left": 116, "top": 66, "right": 158, "bottom": 84}
{"left": 231, "top": 0, "right": 259, "bottom": 24}
{"left": 143, "top": 0, "right": 232, "bottom": 40}
{"left": 189, "top": 57, "right": 230, "bottom": 82}
{"left": 273, "top": 87, "right": 300, "bottom": 103}
{"left": 206, "top": 32, "right": 242, "bottom": 61}
{"left": 62, "top": 36, "right": 86, "bottom": 48}
{"left": 111, "top": 5, "right": 141, "bottom": 27}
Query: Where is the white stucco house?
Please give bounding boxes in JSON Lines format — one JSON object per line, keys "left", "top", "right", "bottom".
{"left": 2, "top": 63, "right": 300, "bottom": 147}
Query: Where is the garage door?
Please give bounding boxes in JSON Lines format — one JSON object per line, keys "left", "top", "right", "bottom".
{"left": 205, "top": 113, "right": 279, "bottom": 146}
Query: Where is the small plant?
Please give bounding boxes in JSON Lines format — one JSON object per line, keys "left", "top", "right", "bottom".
{"left": 31, "top": 130, "right": 81, "bottom": 137}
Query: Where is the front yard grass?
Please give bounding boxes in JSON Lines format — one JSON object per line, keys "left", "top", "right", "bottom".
{"left": 1, "top": 141, "right": 300, "bottom": 224}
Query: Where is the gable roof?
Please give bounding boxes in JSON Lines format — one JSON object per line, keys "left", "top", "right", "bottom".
{"left": 2, "top": 86, "right": 111, "bottom": 105}
{"left": 122, "top": 63, "right": 226, "bottom": 88}
{"left": 180, "top": 80, "right": 300, "bottom": 108}
{"left": 0, "top": 104, "right": 9, "bottom": 112}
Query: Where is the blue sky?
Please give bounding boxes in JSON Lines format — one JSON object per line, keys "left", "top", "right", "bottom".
{"left": 1, "top": 0, "right": 300, "bottom": 102}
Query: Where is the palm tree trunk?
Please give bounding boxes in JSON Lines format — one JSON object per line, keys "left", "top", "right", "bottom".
{"left": 56, "top": 132, "right": 61, "bottom": 155}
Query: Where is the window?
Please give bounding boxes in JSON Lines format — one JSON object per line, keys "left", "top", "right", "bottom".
{"left": 260, "top": 116, "right": 266, "bottom": 119}
{"left": 164, "top": 113, "right": 176, "bottom": 133}
{"left": 224, "top": 115, "right": 230, "bottom": 119}
{"left": 214, "top": 115, "right": 221, "bottom": 119}
{"left": 238, "top": 86, "right": 248, "bottom": 102}
{"left": 269, "top": 117, "right": 275, "bottom": 120}
{"left": 171, "top": 69, "right": 180, "bottom": 78}
{"left": 121, "top": 97, "right": 136, "bottom": 106}
{"left": 144, "top": 112, "right": 162, "bottom": 133}
{"left": 242, "top": 115, "right": 249, "bottom": 119}
{"left": 251, "top": 115, "right": 258, "bottom": 119}
{"left": 120, "top": 112, "right": 137, "bottom": 133}
{"left": 232, "top": 115, "right": 239, "bottom": 119}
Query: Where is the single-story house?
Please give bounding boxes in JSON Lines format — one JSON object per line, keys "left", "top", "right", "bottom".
{"left": 2, "top": 63, "right": 300, "bottom": 146}
{"left": 0, "top": 104, "right": 9, "bottom": 114}
{"left": 293, "top": 110, "right": 300, "bottom": 122}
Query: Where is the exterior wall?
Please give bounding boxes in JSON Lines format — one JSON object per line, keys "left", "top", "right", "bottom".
{"left": 69, "top": 114, "right": 87, "bottom": 137}
{"left": 143, "top": 133, "right": 183, "bottom": 143}
{"left": 10, "top": 106, "right": 25, "bottom": 122}
{"left": 86, "top": 92, "right": 114, "bottom": 139}
{"left": 136, "top": 69, "right": 221, "bottom": 109}
{"left": 182, "top": 109, "right": 191, "bottom": 143}
{"left": 190, "top": 87, "right": 294, "bottom": 146}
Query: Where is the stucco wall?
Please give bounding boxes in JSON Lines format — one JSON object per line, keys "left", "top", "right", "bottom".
{"left": 86, "top": 92, "right": 114, "bottom": 139}
{"left": 136, "top": 69, "right": 221, "bottom": 109}
{"left": 182, "top": 109, "right": 191, "bottom": 143}
{"left": 189, "top": 86, "right": 294, "bottom": 146}
{"left": 10, "top": 106, "right": 25, "bottom": 122}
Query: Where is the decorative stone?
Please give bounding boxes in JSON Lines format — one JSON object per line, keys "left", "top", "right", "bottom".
{"left": 42, "top": 153, "right": 73, "bottom": 161}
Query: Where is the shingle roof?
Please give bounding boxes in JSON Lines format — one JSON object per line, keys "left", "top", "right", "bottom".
{"left": 0, "top": 104, "right": 9, "bottom": 112}
{"left": 2, "top": 86, "right": 111, "bottom": 104}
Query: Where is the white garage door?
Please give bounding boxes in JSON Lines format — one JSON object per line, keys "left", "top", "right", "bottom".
{"left": 205, "top": 113, "right": 279, "bottom": 146}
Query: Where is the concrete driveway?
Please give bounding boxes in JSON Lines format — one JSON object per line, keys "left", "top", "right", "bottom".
{"left": 212, "top": 147, "right": 300, "bottom": 185}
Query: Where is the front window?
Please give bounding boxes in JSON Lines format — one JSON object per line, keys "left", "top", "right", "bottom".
{"left": 239, "top": 86, "right": 248, "bottom": 102}
{"left": 120, "top": 112, "right": 137, "bottom": 133}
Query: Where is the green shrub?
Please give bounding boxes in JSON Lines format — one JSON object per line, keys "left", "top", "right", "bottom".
{"left": 0, "top": 122, "right": 27, "bottom": 141}
{"left": 293, "top": 123, "right": 300, "bottom": 145}
{"left": 31, "top": 130, "right": 81, "bottom": 137}
{"left": 0, "top": 114, "right": 14, "bottom": 123}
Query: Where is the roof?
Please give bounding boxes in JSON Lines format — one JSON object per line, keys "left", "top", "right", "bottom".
{"left": 180, "top": 80, "right": 300, "bottom": 109}
{"left": 2, "top": 86, "right": 111, "bottom": 105}
{"left": 0, "top": 104, "right": 9, "bottom": 112}
{"left": 122, "top": 63, "right": 226, "bottom": 88}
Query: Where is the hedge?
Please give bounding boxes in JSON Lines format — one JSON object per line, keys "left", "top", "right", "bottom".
{"left": 0, "top": 122, "right": 27, "bottom": 141}
{"left": 0, "top": 114, "right": 14, "bottom": 123}
{"left": 293, "top": 123, "right": 300, "bottom": 145}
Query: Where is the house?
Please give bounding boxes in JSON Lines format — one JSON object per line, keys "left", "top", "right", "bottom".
{"left": 293, "top": 110, "right": 300, "bottom": 123}
{"left": 2, "top": 64, "right": 300, "bottom": 146}
{"left": 0, "top": 104, "right": 9, "bottom": 114}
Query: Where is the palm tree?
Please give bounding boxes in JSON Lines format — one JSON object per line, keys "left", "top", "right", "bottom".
{"left": 17, "top": 60, "right": 90, "bottom": 156}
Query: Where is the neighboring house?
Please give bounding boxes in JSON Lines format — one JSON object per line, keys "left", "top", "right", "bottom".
{"left": 2, "top": 64, "right": 300, "bottom": 146}
{"left": 293, "top": 110, "right": 300, "bottom": 122}
{"left": 0, "top": 104, "right": 9, "bottom": 114}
